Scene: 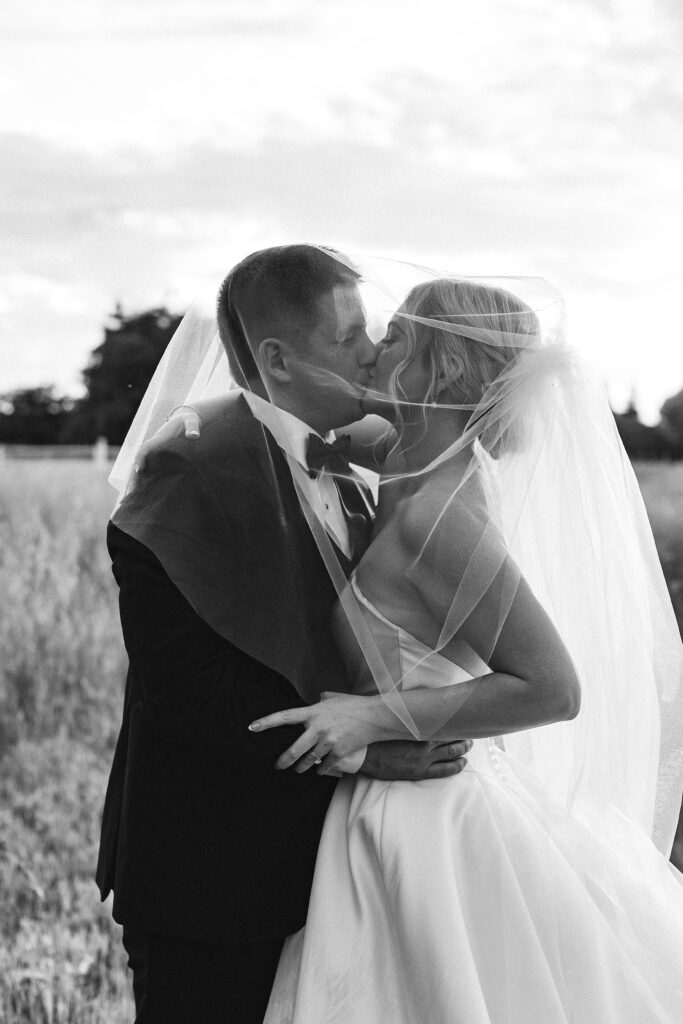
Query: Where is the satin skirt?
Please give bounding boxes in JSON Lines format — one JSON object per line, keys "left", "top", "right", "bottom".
{"left": 264, "top": 741, "right": 683, "bottom": 1024}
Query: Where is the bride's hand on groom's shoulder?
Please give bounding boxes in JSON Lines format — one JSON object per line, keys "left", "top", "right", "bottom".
{"left": 134, "top": 406, "right": 202, "bottom": 473}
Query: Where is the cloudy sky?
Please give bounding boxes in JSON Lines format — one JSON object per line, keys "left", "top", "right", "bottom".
{"left": 1, "top": 0, "right": 682, "bottom": 420}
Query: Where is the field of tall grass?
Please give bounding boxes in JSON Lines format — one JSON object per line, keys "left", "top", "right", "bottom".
{"left": 1, "top": 457, "right": 682, "bottom": 1022}
{"left": 0, "top": 462, "right": 131, "bottom": 1023}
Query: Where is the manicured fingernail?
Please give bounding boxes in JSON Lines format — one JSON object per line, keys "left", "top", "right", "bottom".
{"left": 248, "top": 721, "right": 261, "bottom": 731}
{"left": 187, "top": 430, "right": 200, "bottom": 438}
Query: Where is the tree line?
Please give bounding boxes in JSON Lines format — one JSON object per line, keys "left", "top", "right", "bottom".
{"left": 1, "top": 306, "right": 682, "bottom": 459}
{"left": 0, "top": 307, "right": 183, "bottom": 446}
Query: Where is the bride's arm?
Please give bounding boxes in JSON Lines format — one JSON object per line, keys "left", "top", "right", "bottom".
{"left": 251, "top": 575, "right": 581, "bottom": 769}
{"left": 362, "top": 582, "right": 581, "bottom": 744}
{"left": 250, "top": 508, "right": 581, "bottom": 768}
{"left": 361, "top": 500, "right": 582, "bottom": 741}
{"left": 139, "top": 400, "right": 395, "bottom": 472}
{"left": 339, "top": 415, "right": 396, "bottom": 471}
{"left": 186, "top": 401, "right": 396, "bottom": 469}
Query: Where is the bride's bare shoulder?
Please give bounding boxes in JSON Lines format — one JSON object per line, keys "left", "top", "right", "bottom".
{"left": 397, "top": 475, "right": 500, "bottom": 567}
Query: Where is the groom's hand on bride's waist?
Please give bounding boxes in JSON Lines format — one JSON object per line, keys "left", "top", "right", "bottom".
{"left": 360, "top": 739, "right": 473, "bottom": 781}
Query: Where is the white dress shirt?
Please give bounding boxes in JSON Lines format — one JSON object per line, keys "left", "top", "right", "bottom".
{"left": 244, "top": 391, "right": 353, "bottom": 558}
{"left": 243, "top": 391, "right": 367, "bottom": 774}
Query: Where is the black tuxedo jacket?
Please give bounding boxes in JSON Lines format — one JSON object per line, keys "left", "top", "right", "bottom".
{"left": 96, "top": 394, "right": 353, "bottom": 944}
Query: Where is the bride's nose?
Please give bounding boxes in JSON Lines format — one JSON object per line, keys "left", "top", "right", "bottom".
{"left": 374, "top": 338, "right": 389, "bottom": 362}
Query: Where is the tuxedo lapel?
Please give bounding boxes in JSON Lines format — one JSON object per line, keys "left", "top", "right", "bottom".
{"left": 232, "top": 394, "right": 362, "bottom": 573}
{"left": 334, "top": 475, "right": 374, "bottom": 565}
{"left": 114, "top": 392, "right": 350, "bottom": 701}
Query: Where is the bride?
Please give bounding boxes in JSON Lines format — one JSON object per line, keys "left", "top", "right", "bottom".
{"left": 253, "top": 272, "right": 683, "bottom": 1022}
{"left": 131, "top": 258, "right": 683, "bottom": 1022}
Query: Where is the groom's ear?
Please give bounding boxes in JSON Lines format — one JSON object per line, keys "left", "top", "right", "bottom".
{"left": 258, "top": 337, "right": 292, "bottom": 383}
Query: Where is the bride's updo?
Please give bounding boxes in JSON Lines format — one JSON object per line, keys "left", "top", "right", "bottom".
{"left": 399, "top": 278, "right": 539, "bottom": 406}
{"left": 393, "top": 278, "right": 540, "bottom": 458}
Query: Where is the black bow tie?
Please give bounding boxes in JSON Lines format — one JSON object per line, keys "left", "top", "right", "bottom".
{"left": 306, "top": 433, "right": 352, "bottom": 478}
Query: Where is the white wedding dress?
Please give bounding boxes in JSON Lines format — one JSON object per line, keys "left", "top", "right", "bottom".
{"left": 264, "top": 575, "right": 683, "bottom": 1024}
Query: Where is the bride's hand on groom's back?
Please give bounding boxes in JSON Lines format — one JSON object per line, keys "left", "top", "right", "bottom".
{"left": 360, "top": 739, "right": 472, "bottom": 781}
{"left": 249, "top": 694, "right": 472, "bottom": 780}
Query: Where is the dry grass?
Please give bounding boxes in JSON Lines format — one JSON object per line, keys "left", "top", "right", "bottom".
{"left": 0, "top": 458, "right": 681, "bottom": 1020}
{"left": 0, "top": 461, "right": 132, "bottom": 1023}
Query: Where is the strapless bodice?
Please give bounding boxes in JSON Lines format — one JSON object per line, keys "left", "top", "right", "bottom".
{"left": 345, "top": 574, "right": 473, "bottom": 695}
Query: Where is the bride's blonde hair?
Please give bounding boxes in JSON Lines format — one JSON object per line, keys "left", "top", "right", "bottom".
{"left": 388, "top": 278, "right": 539, "bottom": 457}
{"left": 394, "top": 278, "right": 538, "bottom": 405}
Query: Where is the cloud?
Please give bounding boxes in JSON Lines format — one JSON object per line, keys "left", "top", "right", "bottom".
{"left": 0, "top": 0, "right": 681, "bottom": 418}
{"left": 1, "top": 0, "right": 679, "bottom": 153}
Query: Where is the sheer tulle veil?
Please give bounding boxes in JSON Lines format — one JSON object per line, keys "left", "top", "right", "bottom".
{"left": 110, "top": 246, "right": 683, "bottom": 857}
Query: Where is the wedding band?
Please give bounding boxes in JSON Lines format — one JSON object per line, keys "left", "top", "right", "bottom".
{"left": 309, "top": 752, "right": 324, "bottom": 765}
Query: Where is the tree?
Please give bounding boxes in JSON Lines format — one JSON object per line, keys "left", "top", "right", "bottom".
{"left": 660, "top": 388, "right": 683, "bottom": 456}
{"left": 62, "top": 307, "right": 183, "bottom": 444}
{"left": 612, "top": 397, "right": 676, "bottom": 461}
{"left": 0, "top": 387, "right": 75, "bottom": 444}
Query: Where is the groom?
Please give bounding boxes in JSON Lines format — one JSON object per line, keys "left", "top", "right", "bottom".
{"left": 97, "top": 244, "right": 470, "bottom": 1024}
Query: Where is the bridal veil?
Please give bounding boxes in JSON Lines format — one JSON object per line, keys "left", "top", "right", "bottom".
{"left": 110, "top": 245, "right": 683, "bottom": 858}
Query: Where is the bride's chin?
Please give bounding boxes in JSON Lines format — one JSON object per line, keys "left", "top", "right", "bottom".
{"left": 361, "top": 389, "right": 396, "bottom": 421}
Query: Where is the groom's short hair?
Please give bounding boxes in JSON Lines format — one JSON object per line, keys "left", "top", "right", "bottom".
{"left": 217, "top": 244, "right": 360, "bottom": 388}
